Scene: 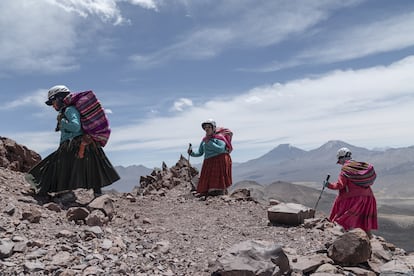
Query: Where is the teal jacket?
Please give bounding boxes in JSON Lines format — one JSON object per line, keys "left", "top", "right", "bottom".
{"left": 190, "top": 138, "right": 227, "bottom": 159}
{"left": 59, "top": 106, "right": 83, "bottom": 144}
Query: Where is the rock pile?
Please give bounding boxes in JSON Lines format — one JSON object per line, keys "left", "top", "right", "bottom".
{"left": 0, "top": 141, "right": 413, "bottom": 275}
{"left": 0, "top": 137, "right": 41, "bottom": 172}
{"left": 137, "top": 155, "right": 199, "bottom": 195}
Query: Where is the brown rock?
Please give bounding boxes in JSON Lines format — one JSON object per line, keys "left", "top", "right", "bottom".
{"left": 0, "top": 137, "right": 41, "bottom": 172}
{"left": 66, "top": 207, "right": 90, "bottom": 221}
{"left": 328, "top": 228, "right": 372, "bottom": 265}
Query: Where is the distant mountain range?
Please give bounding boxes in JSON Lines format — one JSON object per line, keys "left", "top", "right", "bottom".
{"left": 111, "top": 140, "right": 414, "bottom": 198}
{"left": 105, "top": 165, "right": 152, "bottom": 192}
{"left": 233, "top": 140, "right": 414, "bottom": 198}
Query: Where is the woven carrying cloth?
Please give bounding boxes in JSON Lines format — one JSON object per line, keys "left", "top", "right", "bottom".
{"left": 340, "top": 160, "right": 376, "bottom": 188}
{"left": 64, "top": 91, "right": 111, "bottom": 147}
{"left": 202, "top": 127, "right": 233, "bottom": 153}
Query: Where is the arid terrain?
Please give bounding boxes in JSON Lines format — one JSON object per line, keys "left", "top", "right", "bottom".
{"left": 1, "top": 137, "right": 414, "bottom": 275}
{"left": 1, "top": 165, "right": 414, "bottom": 275}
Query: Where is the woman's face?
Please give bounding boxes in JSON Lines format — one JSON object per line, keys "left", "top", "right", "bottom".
{"left": 203, "top": 124, "right": 214, "bottom": 135}
{"left": 337, "top": 157, "right": 346, "bottom": 165}
{"left": 52, "top": 99, "right": 60, "bottom": 111}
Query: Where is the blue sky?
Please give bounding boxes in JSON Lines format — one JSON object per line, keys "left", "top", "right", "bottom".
{"left": 1, "top": 0, "right": 414, "bottom": 168}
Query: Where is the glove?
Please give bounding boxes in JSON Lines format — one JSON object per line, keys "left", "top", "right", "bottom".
{"left": 323, "top": 180, "right": 330, "bottom": 188}
{"left": 187, "top": 149, "right": 193, "bottom": 155}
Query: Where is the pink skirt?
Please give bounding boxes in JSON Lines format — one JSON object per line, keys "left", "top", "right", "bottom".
{"left": 329, "top": 195, "right": 378, "bottom": 232}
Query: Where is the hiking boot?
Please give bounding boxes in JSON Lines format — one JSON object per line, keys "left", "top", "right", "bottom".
{"left": 208, "top": 190, "right": 224, "bottom": 196}
{"left": 34, "top": 194, "right": 52, "bottom": 205}
{"left": 93, "top": 187, "right": 103, "bottom": 198}
{"left": 198, "top": 195, "right": 207, "bottom": 201}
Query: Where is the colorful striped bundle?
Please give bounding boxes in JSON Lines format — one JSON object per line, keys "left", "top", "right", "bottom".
{"left": 340, "top": 160, "right": 376, "bottom": 188}
{"left": 64, "top": 91, "right": 111, "bottom": 147}
{"left": 214, "top": 127, "right": 233, "bottom": 153}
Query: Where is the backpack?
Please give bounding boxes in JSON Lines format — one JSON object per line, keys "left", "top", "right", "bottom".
{"left": 340, "top": 160, "right": 376, "bottom": 188}
{"left": 63, "top": 91, "right": 111, "bottom": 147}
{"left": 214, "top": 127, "right": 233, "bottom": 153}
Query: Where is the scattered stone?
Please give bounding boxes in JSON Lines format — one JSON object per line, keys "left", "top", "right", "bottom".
{"left": 0, "top": 239, "right": 14, "bottom": 259}
{"left": 88, "top": 194, "right": 114, "bottom": 220}
{"left": 43, "top": 202, "right": 62, "bottom": 212}
{"left": 21, "top": 208, "right": 42, "bottom": 223}
{"left": 66, "top": 207, "right": 90, "bottom": 221}
{"left": 212, "top": 240, "right": 290, "bottom": 275}
{"left": 268, "top": 202, "right": 315, "bottom": 226}
{"left": 4, "top": 203, "right": 16, "bottom": 215}
{"left": 23, "top": 261, "right": 45, "bottom": 273}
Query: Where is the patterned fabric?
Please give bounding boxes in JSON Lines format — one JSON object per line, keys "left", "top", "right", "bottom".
{"left": 196, "top": 153, "right": 232, "bottom": 195}
{"left": 340, "top": 160, "right": 376, "bottom": 187}
{"left": 26, "top": 136, "right": 120, "bottom": 195}
{"left": 64, "top": 91, "right": 111, "bottom": 147}
{"left": 202, "top": 127, "right": 233, "bottom": 153}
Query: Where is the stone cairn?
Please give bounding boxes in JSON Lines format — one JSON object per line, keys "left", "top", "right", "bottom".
{"left": 135, "top": 155, "right": 199, "bottom": 196}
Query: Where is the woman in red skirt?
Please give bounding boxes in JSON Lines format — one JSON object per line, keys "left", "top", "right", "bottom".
{"left": 188, "top": 119, "right": 232, "bottom": 198}
{"left": 324, "top": 147, "right": 378, "bottom": 238}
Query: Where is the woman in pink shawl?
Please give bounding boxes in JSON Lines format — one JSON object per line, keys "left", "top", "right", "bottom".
{"left": 324, "top": 147, "right": 378, "bottom": 238}
{"left": 188, "top": 119, "right": 232, "bottom": 198}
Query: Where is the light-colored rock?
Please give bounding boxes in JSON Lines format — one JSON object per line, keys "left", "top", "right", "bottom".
{"left": 268, "top": 202, "right": 315, "bottom": 226}
{"left": 213, "top": 240, "right": 290, "bottom": 275}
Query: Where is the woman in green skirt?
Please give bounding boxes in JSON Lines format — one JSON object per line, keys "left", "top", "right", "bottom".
{"left": 25, "top": 85, "right": 120, "bottom": 198}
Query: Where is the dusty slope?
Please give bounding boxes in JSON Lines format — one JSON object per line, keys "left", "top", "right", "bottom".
{"left": 0, "top": 167, "right": 412, "bottom": 275}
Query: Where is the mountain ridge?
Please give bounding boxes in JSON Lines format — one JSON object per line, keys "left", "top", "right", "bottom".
{"left": 112, "top": 140, "right": 414, "bottom": 197}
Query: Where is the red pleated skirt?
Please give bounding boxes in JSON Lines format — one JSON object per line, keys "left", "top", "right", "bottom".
{"left": 197, "top": 153, "right": 232, "bottom": 195}
{"left": 329, "top": 195, "right": 378, "bottom": 232}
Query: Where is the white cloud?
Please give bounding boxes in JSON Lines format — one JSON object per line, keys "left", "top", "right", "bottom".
{"left": 6, "top": 55, "right": 414, "bottom": 166}
{"left": 0, "top": 0, "right": 158, "bottom": 74}
{"left": 47, "top": 0, "right": 158, "bottom": 24}
{"left": 171, "top": 98, "right": 193, "bottom": 112}
{"left": 301, "top": 12, "right": 414, "bottom": 62}
{"left": 257, "top": 11, "right": 414, "bottom": 72}
{"left": 0, "top": 90, "right": 46, "bottom": 110}
{"left": 0, "top": 1, "right": 78, "bottom": 73}
{"left": 126, "top": 0, "right": 158, "bottom": 11}
{"left": 107, "top": 55, "right": 414, "bottom": 164}
{"left": 129, "top": 1, "right": 363, "bottom": 68}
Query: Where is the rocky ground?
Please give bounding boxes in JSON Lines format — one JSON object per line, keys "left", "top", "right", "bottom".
{"left": 1, "top": 164, "right": 414, "bottom": 276}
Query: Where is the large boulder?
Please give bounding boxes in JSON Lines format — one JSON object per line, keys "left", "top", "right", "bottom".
{"left": 212, "top": 240, "right": 290, "bottom": 276}
{"left": 267, "top": 202, "right": 314, "bottom": 226}
{"left": 328, "top": 228, "right": 372, "bottom": 265}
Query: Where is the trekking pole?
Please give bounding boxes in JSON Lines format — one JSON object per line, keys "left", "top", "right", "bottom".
{"left": 187, "top": 143, "right": 196, "bottom": 191}
{"left": 314, "top": 174, "right": 330, "bottom": 210}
